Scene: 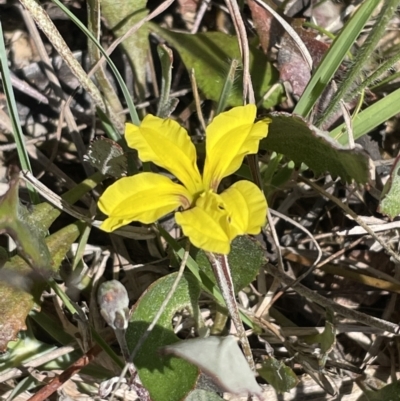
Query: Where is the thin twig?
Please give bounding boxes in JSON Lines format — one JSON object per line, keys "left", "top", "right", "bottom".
{"left": 191, "top": 0, "right": 211, "bottom": 33}
{"left": 361, "top": 267, "right": 400, "bottom": 368}
{"left": 300, "top": 176, "right": 400, "bottom": 264}
{"left": 255, "top": 209, "right": 284, "bottom": 318}
{"left": 264, "top": 263, "right": 400, "bottom": 334}
{"left": 336, "top": 220, "right": 400, "bottom": 235}
{"left": 270, "top": 208, "right": 323, "bottom": 268}
{"left": 316, "top": 236, "right": 365, "bottom": 268}
{"left": 27, "top": 344, "right": 102, "bottom": 401}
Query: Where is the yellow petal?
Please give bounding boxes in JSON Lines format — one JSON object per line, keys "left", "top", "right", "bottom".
{"left": 220, "top": 180, "right": 267, "bottom": 238}
{"left": 125, "top": 115, "right": 203, "bottom": 195}
{"left": 175, "top": 191, "right": 232, "bottom": 254}
{"left": 203, "top": 105, "right": 270, "bottom": 190}
{"left": 98, "top": 173, "right": 191, "bottom": 232}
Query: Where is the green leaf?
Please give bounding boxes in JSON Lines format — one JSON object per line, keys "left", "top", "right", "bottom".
{"left": 195, "top": 236, "right": 266, "bottom": 294}
{"left": 0, "top": 222, "right": 83, "bottom": 351}
{"left": 0, "top": 177, "right": 51, "bottom": 273}
{"left": 330, "top": 87, "right": 400, "bottom": 146}
{"left": 361, "top": 381, "right": 400, "bottom": 401}
{"left": 161, "top": 336, "right": 262, "bottom": 397}
{"left": 0, "top": 331, "right": 55, "bottom": 371}
{"left": 294, "top": 0, "right": 382, "bottom": 118}
{"left": 0, "top": 173, "right": 104, "bottom": 350}
{"left": 126, "top": 273, "right": 201, "bottom": 401}
{"left": 304, "top": 314, "right": 335, "bottom": 355}
{"left": 258, "top": 357, "right": 299, "bottom": 394}
{"left": 316, "top": 0, "right": 398, "bottom": 126}
{"left": 379, "top": 155, "right": 400, "bottom": 219}
{"left": 85, "top": 138, "right": 127, "bottom": 178}
{"left": 151, "top": 27, "right": 283, "bottom": 109}
{"left": 216, "top": 59, "right": 239, "bottom": 115}
{"left": 302, "top": 309, "right": 336, "bottom": 369}
{"left": 261, "top": 112, "right": 370, "bottom": 183}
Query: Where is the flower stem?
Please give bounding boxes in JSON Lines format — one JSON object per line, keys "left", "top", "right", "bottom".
{"left": 206, "top": 252, "right": 255, "bottom": 371}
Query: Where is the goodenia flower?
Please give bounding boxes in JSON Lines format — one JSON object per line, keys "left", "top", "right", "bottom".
{"left": 98, "top": 105, "right": 270, "bottom": 254}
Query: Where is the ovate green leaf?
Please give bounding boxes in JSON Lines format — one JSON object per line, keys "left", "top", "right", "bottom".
{"left": 258, "top": 357, "right": 299, "bottom": 393}
{"left": 151, "top": 26, "right": 283, "bottom": 109}
{"left": 126, "top": 273, "right": 201, "bottom": 401}
{"left": 261, "top": 112, "right": 370, "bottom": 183}
{"left": 361, "top": 380, "right": 400, "bottom": 401}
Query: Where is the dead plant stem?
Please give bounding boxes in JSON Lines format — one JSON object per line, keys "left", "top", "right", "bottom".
{"left": 299, "top": 176, "right": 400, "bottom": 264}
{"left": 264, "top": 263, "right": 399, "bottom": 334}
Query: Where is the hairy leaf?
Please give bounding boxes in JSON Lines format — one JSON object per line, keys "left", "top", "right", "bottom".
{"left": 261, "top": 112, "right": 370, "bottom": 183}
{"left": 126, "top": 273, "right": 201, "bottom": 401}
{"left": 195, "top": 236, "right": 266, "bottom": 294}
{"left": 85, "top": 138, "right": 127, "bottom": 178}
{"left": 379, "top": 155, "right": 400, "bottom": 219}
{"left": 258, "top": 357, "right": 299, "bottom": 393}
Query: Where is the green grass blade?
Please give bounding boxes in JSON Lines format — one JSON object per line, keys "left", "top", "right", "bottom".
{"left": 330, "top": 86, "right": 400, "bottom": 145}
{"left": 30, "top": 310, "right": 74, "bottom": 345}
{"left": 0, "top": 22, "right": 38, "bottom": 203}
{"left": 51, "top": 0, "right": 140, "bottom": 127}
{"left": 317, "top": 0, "right": 399, "bottom": 127}
{"left": 294, "top": 0, "right": 381, "bottom": 118}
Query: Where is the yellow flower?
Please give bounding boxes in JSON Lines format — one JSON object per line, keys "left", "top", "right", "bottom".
{"left": 98, "top": 105, "right": 270, "bottom": 254}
